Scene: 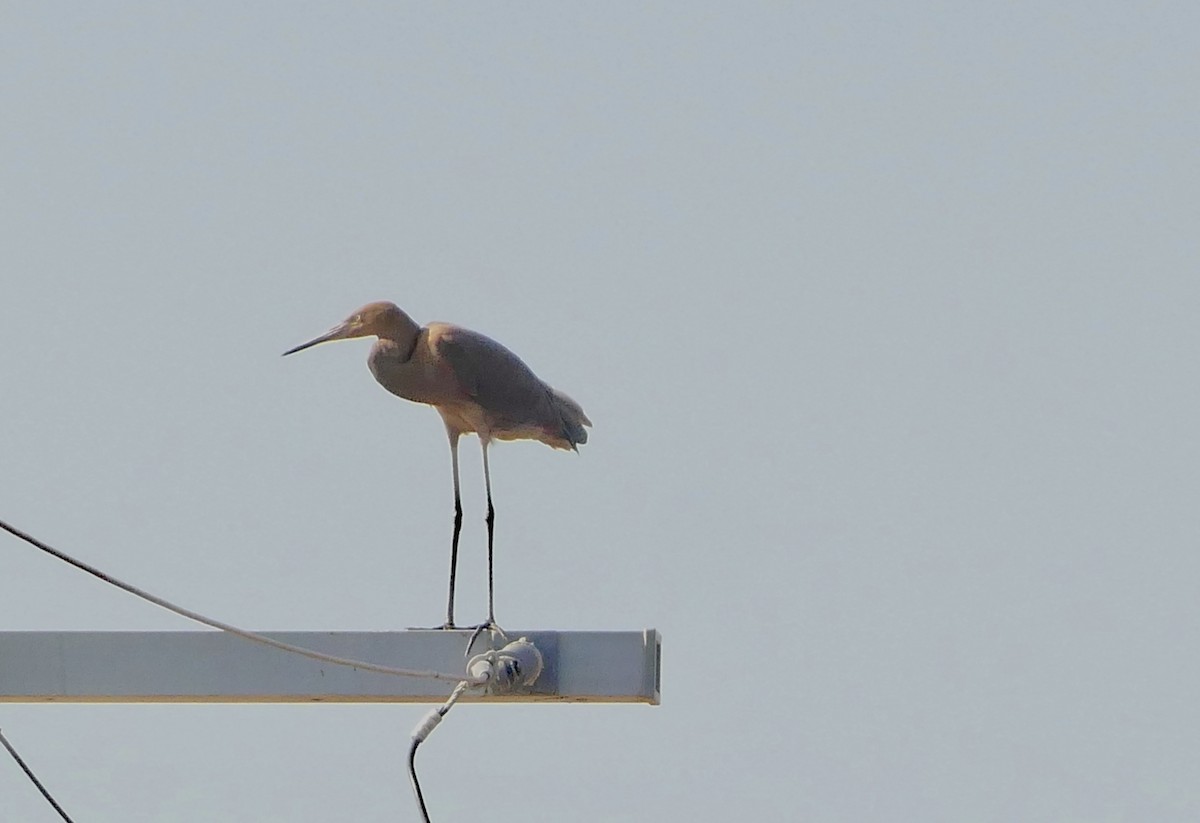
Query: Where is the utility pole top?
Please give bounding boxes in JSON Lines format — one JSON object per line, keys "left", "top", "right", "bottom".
{"left": 0, "top": 630, "right": 661, "bottom": 705}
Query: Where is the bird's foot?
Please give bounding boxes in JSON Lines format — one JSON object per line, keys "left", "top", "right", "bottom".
{"left": 463, "top": 620, "right": 508, "bottom": 655}
{"left": 407, "top": 621, "right": 464, "bottom": 631}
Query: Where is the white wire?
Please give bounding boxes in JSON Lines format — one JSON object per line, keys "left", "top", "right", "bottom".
{"left": 0, "top": 518, "right": 486, "bottom": 685}
{"left": 408, "top": 676, "right": 479, "bottom": 822}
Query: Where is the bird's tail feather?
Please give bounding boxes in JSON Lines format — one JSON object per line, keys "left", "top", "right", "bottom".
{"left": 551, "top": 388, "right": 591, "bottom": 448}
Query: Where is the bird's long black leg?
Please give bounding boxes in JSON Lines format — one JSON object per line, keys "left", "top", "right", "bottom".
{"left": 445, "top": 434, "right": 463, "bottom": 629}
{"left": 463, "top": 439, "right": 502, "bottom": 653}
{"left": 482, "top": 439, "right": 496, "bottom": 626}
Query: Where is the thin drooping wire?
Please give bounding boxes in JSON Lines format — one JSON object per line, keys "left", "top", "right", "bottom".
{"left": 0, "top": 518, "right": 484, "bottom": 685}
{"left": 0, "top": 727, "right": 76, "bottom": 823}
{"left": 408, "top": 679, "right": 473, "bottom": 823}
{"left": 408, "top": 737, "right": 431, "bottom": 823}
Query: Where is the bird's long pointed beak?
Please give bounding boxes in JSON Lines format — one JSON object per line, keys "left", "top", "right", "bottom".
{"left": 282, "top": 322, "right": 355, "bottom": 356}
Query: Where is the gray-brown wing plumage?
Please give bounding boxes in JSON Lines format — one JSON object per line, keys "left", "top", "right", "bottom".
{"left": 434, "top": 324, "right": 590, "bottom": 450}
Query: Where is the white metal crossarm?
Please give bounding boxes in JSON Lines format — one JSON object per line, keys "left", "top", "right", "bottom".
{"left": 0, "top": 520, "right": 662, "bottom": 705}
{"left": 0, "top": 630, "right": 662, "bottom": 704}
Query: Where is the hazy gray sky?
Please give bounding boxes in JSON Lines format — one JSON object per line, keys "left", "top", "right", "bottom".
{"left": 3, "top": 3, "right": 1198, "bottom": 820}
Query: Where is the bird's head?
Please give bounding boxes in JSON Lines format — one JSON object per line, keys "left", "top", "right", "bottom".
{"left": 283, "top": 301, "right": 412, "bottom": 356}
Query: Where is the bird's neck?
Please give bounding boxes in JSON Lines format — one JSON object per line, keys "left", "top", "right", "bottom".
{"left": 377, "top": 309, "right": 421, "bottom": 358}
{"left": 373, "top": 336, "right": 415, "bottom": 363}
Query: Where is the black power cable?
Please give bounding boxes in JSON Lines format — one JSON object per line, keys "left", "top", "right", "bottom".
{"left": 0, "top": 727, "right": 76, "bottom": 823}
{"left": 406, "top": 679, "right": 474, "bottom": 823}
{"left": 408, "top": 737, "right": 432, "bottom": 823}
{"left": 0, "top": 516, "right": 535, "bottom": 822}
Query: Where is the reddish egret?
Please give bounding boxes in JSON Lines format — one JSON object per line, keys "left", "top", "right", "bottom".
{"left": 283, "top": 301, "right": 590, "bottom": 629}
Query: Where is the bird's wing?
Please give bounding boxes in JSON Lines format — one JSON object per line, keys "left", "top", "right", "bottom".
{"left": 433, "top": 325, "right": 553, "bottom": 425}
